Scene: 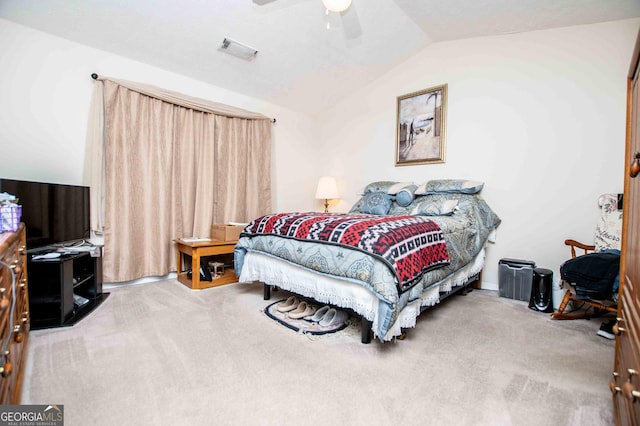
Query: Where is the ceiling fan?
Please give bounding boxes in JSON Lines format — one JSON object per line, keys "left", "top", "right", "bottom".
{"left": 252, "top": 0, "right": 362, "bottom": 40}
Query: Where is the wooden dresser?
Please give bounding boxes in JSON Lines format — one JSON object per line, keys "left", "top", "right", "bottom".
{"left": 612, "top": 28, "right": 640, "bottom": 424}
{"left": 0, "top": 223, "right": 30, "bottom": 404}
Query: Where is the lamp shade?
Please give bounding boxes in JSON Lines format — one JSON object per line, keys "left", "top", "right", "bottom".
{"left": 322, "top": 0, "right": 352, "bottom": 13}
{"left": 315, "top": 176, "right": 340, "bottom": 200}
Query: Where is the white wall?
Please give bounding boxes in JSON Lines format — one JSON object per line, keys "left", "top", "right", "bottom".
{"left": 316, "top": 19, "right": 640, "bottom": 289}
{"left": 0, "top": 18, "right": 320, "bottom": 214}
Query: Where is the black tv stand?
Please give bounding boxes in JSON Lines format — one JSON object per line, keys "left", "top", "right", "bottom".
{"left": 28, "top": 250, "right": 109, "bottom": 329}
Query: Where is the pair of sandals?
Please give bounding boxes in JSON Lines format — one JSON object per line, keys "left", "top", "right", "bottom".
{"left": 276, "top": 296, "right": 348, "bottom": 327}
{"left": 277, "top": 296, "right": 317, "bottom": 319}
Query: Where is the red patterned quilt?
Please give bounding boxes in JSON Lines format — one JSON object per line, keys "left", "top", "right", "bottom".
{"left": 242, "top": 212, "right": 450, "bottom": 293}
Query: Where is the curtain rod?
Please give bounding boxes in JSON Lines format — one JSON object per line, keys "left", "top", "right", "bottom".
{"left": 90, "top": 73, "right": 276, "bottom": 123}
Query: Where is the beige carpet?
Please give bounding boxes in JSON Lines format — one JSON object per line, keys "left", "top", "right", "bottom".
{"left": 21, "top": 279, "right": 615, "bottom": 426}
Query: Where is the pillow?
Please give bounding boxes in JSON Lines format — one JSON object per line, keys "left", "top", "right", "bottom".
{"left": 362, "top": 181, "right": 412, "bottom": 195}
{"left": 414, "top": 182, "right": 429, "bottom": 195}
{"left": 411, "top": 199, "right": 458, "bottom": 216}
{"left": 396, "top": 185, "right": 417, "bottom": 207}
{"left": 387, "top": 182, "right": 413, "bottom": 195}
{"left": 348, "top": 197, "right": 366, "bottom": 214}
{"left": 594, "top": 194, "right": 622, "bottom": 252}
{"left": 359, "top": 192, "right": 392, "bottom": 215}
{"left": 415, "top": 179, "right": 484, "bottom": 195}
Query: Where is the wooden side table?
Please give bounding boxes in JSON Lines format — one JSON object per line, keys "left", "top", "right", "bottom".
{"left": 174, "top": 238, "right": 238, "bottom": 290}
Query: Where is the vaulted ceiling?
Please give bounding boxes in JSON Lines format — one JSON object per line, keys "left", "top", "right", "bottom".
{"left": 1, "top": 0, "right": 639, "bottom": 115}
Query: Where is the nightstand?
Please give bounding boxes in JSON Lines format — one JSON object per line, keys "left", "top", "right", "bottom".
{"left": 174, "top": 238, "right": 238, "bottom": 290}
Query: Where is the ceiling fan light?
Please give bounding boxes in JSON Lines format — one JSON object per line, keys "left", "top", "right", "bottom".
{"left": 322, "top": 0, "right": 352, "bottom": 13}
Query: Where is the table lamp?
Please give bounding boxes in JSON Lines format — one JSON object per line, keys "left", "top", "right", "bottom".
{"left": 315, "top": 176, "right": 340, "bottom": 213}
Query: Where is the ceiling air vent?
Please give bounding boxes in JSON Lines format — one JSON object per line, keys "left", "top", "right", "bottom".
{"left": 219, "top": 38, "right": 258, "bottom": 61}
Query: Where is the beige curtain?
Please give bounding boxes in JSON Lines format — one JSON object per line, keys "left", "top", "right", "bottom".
{"left": 87, "top": 77, "right": 271, "bottom": 282}
{"left": 214, "top": 115, "right": 272, "bottom": 222}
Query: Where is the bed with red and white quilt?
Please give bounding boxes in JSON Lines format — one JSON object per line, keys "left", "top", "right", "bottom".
{"left": 234, "top": 179, "right": 501, "bottom": 342}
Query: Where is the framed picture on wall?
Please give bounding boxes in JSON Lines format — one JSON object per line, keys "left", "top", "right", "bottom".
{"left": 395, "top": 84, "right": 447, "bottom": 166}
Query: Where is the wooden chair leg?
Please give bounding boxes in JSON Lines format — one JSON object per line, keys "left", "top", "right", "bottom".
{"left": 550, "top": 310, "right": 590, "bottom": 320}
{"left": 550, "top": 289, "right": 615, "bottom": 320}
{"left": 550, "top": 290, "right": 592, "bottom": 320}
{"left": 550, "top": 290, "right": 573, "bottom": 319}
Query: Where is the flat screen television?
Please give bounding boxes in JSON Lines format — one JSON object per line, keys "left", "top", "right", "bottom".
{"left": 0, "top": 178, "right": 90, "bottom": 251}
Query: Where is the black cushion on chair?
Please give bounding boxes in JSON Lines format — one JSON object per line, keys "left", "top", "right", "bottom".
{"left": 560, "top": 252, "right": 620, "bottom": 300}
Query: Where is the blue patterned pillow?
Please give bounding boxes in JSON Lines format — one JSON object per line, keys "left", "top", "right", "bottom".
{"left": 411, "top": 199, "right": 458, "bottom": 216}
{"left": 396, "top": 185, "right": 417, "bottom": 207}
{"left": 363, "top": 181, "right": 412, "bottom": 195}
{"left": 360, "top": 192, "right": 392, "bottom": 215}
{"left": 415, "top": 179, "right": 484, "bottom": 195}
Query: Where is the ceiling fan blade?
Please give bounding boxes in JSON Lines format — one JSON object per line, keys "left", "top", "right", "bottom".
{"left": 252, "top": 0, "right": 278, "bottom": 5}
{"left": 340, "top": 3, "right": 362, "bottom": 39}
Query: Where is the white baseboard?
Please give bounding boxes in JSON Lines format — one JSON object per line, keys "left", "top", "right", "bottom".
{"left": 480, "top": 280, "right": 499, "bottom": 291}
{"left": 104, "top": 272, "right": 177, "bottom": 289}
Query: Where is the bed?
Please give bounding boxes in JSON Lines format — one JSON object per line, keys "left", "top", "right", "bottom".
{"left": 234, "top": 179, "right": 501, "bottom": 343}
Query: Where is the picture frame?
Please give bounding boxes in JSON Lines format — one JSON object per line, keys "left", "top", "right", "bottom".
{"left": 395, "top": 84, "right": 447, "bottom": 166}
